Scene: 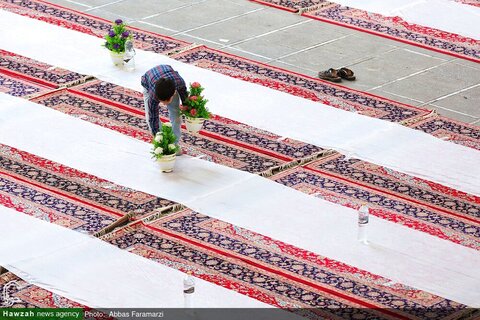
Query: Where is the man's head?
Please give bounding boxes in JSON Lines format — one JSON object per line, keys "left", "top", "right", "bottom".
{"left": 155, "top": 78, "right": 176, "bottom": 104}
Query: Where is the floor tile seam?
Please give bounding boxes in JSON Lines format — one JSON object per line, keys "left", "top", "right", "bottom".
{"left": 141, "top": 0, "right": 209, "bottom": 20}
{"left": 401, "top": 48, "right": 453, "bottom": 62}
{"left": 367, "top": 89, "right": 425, "bottom": 105}
{"left": 218, "top": 19, "right": 312, "bottom": 48}
{"left": 449, "top": 58, "right": 480, "bottom": 71}
{"left": 428, "top": 104, "right": 479, "bottom": 118}
{"left": 417, "top": 83, "right": 480, "bottom": 108}
{"left": 220, "top": 46, "right": 278, "bottom": 61}
{"left": 267, "top": 59, "right": 318, "bottom": 73}
{"left": 367, "top": 60, "right": 452, "bottom": 91}
{"left": 266, "top": 34, "right": 353, "bottom": 63}
{"left": 135, "top": 20, "right": 179, "bottom": 34}
{"left": 170, "top": 7, "right": 266, "bottom": 36}
{"left": 341, "top": 47, "right": 401, "bottom": 69}
{"left": 87, "top": 7, "right": 132, "bottom": 21}
{"left": 62, "top": 0, "right": 92, "bottom": 9}
{"left": 84, "top": 0, "right": 125, "bottom": 12}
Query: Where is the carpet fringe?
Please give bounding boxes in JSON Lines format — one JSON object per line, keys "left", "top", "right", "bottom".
{"left": 400, "top": 109, "right": 437, "bottom": 127}
{"left": 99, "top": 204, "right": 186, "bottom": 241}
{"left": 298, "top": 1, "right": 333, "bottom": 14}
{"left": 60, "top": 75, "right": 96, "bottom": 89}
{"left": 24, "top": 87, "right": 65, "bottom": 100}
{"left": 141, "top": 203, "right": 186, "bottom": 223}
{"left": 25, "top": 75, "right": 96, "bottom": 100}
{"left": 167, "top": 43, "right": 203, "bottom": 57}
{"left": 259, "top": 149, "right": 336, "bottom": 178}
{"left": 93, "top": 212, "right": 135, "bottom": 238}
{"left": 99, "top": 223, "right": 137, "bottom": 242}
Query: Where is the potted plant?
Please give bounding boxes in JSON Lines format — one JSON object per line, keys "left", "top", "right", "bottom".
{"left": 151, "top": 122, "right": 180, "bottom": 173}
{"left": 180, "top": 82, "right": 211, "bottom": 133}
{"left": 104, "top": 19, "right": 133, "bottom": 66}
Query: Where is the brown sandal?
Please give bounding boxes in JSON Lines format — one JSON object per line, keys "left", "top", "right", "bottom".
{"left": 337, "top": 67, "right": 356, "bottom": 80}
{"left": 318, "top": 68, "right": 342, "bottom": 82}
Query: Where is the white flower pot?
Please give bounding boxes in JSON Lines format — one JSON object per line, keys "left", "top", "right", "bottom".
{"left": 184, "top": 117, "right": 205, "bottom": 133}
{"left": 110, "top": 51, "right": 125, "bottom": 67}
{"left": 156, "top": 154, "right": 176, "bottom": 173}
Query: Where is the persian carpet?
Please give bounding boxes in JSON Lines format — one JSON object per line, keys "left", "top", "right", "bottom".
{"left": 406, "top": 115, "right": 480, "bottom": 151}
{"left": 102, "top": 208, "right": 469, "bottom": 320}
{"left": 0, "top": 49, "right": 90, "bottom": 88}
{"left": 249, "top": 0, "right": 480, "bottom": 62}
{"left": 0, "top": 144, "right": 176, "bottom": 234}
{"left": 0, "top": 72, "right": 52, "bottom": 98}
{"left": 270, "top": 153, "right": 480, "bottom": 250}
{"left": 0, "top": 0, "right": 192, "bottom": 55}
{"left": 0, "top": 272, "right": 84, "bottom": 308}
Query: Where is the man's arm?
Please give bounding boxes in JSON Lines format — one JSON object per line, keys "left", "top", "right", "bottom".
{"left": 177, "top": 85, "right": 188, "bottom": 104}
{"left": 146, "top": 94, "right": 160, "bottom": 136}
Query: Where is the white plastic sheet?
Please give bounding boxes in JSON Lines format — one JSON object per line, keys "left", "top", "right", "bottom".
{"left": 1, "top": 94, "right": 480, "bottom": 307}
{"left": 0, "top": 11, "right": 479, "bottom": 196}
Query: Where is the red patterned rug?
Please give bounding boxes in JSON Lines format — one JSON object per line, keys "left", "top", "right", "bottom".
{"left": 407, "top": 115, "right": 480, "bottom": 151}
{"left": 0, "top": 0, "right": 192, "bottom": 55}
{"left": 0, "top": 272, "right": 85, "bottom": 308}
{"left": 102, "top": 208, "right": 469, "bottom": 319}
{"left": 270, "top": 153, "right": 480, "bottom": 251}
{"left": 0, "top": 144, "right": 176, "bottom": 234}
{"left": 0, "top": 72, "right": 52, "bottom": 98}
{"left": 250, "top": 0, "right": 480, "bottom": 63}
{"left": 0, "top": 48, "right": 89, "bottom": 98}
{"left": 0, "top": 49, "right": 90, "bottom": 88}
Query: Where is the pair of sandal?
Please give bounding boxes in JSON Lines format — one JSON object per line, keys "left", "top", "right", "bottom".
{"left": 318, "top": 67, "right": 355, "bottom": 82}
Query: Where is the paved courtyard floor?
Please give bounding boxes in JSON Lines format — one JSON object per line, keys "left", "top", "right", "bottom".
{"left": 51, "top": 0, "right": 479, "bottom": 124}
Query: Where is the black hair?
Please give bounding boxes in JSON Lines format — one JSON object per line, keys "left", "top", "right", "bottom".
{"left": 154, "top": 78, "right": 176, "bottom": 101}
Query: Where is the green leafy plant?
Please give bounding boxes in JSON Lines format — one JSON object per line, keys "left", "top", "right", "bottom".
{"left": 151, "top": 123, "right": 179, "bottom": 159}
{"left": 104, "top": 19, "right": 133, "bottom": 53}
{"left": 180, "top": 82, "right": 211, "bottom": 119}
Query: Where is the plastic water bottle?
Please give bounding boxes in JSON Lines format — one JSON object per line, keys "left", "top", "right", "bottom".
{"left": 123, "top": 39, "right": 135, "bottom": 71}
{"left": 183, "top": 271, "right": 195, "bottom": 308}
{"left": 357, "top": 203, "right": 369, "bottom": 244}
